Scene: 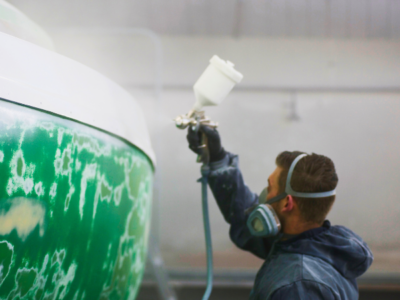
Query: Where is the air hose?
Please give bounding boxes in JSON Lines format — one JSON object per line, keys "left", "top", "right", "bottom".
{"left": 197, "top": 164, "right": 213, "bottom": 300}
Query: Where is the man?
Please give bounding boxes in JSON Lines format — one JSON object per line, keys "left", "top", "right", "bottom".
{"left": 187, "top": 126, "right": 373, "bottom": 300}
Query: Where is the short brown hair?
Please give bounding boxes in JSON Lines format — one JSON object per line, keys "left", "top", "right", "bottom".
{"left": 275, "top": 151, "right": 338, "bottom": 224}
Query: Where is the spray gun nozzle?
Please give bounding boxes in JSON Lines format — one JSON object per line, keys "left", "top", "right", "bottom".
{"left": 174, "top": 111, "right": 218, "bottom": 130}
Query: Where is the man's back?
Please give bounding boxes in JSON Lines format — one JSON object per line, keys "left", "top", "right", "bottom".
{"left": 250, "top": 223, "right": 371, "bottom": 299}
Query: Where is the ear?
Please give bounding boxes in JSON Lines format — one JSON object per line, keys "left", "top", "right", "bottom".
{"left": 282, "top": 195, "right": 294, "bottom": 212}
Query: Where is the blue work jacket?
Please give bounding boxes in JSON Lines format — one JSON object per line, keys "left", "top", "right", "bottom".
{"left": 207, "top": 153, "right": 373, "bottom": 300}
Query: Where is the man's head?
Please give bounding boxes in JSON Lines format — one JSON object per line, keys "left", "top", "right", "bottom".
{"left": 266, "top": 151, "right": 338, "bottom": 230}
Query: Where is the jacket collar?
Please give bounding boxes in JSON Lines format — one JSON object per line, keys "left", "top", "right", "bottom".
{"left": 277, "top": 220, "right": 331, "bottom": 245}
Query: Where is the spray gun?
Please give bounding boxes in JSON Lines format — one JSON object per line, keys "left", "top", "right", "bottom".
{"left": 174, "top": 55, "right": 243, "bottom": 300}
{"left": 174, "top": 55, "right": 243, "bottom": 163}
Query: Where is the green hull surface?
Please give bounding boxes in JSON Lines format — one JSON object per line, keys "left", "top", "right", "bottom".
{"left": 0, "top": 99, "right": 153, "bottom": 300}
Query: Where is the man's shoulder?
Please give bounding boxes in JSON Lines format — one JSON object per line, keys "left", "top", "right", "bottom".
{"left": 280, "top": 252, "right": 357, "bottom": 294}
{"left": 255, "top": 252, "right": 358, "bottom": 300}
{"left": 266, "top": 252, "right": 341, "bottom": 287}
{"left": 301, "top": 255, "right": 355, "bottom": 288}
{"left": 269, "top": 279, "right": 339, "bottom": 300}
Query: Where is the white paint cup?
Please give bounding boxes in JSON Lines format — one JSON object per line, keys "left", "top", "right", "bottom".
{"left": 193, "top": 55, "right": 243, "bottom": 111}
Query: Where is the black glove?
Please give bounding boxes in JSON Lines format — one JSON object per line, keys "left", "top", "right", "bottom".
{"left": 186, "top": 125, "right": 226, "bottom": 163}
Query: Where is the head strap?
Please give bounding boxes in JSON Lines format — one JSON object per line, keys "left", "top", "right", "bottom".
{"left": 285, "top": 154, "right": 336, "bottom": 198}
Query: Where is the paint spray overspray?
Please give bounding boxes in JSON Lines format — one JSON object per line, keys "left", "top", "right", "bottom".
{"left": 174, "top": 55, "right": 243, "bottom": 300}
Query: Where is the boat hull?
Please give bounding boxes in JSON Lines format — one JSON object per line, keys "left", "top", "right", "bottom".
{"left": 0, "top": 99, "right": 153, "bottom": 300}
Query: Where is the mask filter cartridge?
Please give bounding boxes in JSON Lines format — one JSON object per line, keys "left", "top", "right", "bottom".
{"left": 247, "top": 204, "right": 281, "bottom": 237}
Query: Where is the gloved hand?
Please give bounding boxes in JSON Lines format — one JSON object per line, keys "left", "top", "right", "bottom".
{"left": 186, "top": 125, "right": 226, "bottom": 163}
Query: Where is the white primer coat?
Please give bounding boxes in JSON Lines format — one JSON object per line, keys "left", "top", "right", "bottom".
{"left": 0, "top": 241, "right": 13, "bottom": 285}
{"left": 0, "top": 197, "right": 45, "bottom": 240}
{"left": 0, "top": 31, "right": 156, "bottom": 166}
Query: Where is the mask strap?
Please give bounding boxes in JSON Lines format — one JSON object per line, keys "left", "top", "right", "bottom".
{"left": 285, "top": 154, "right": 336, "bottom": 198}
{"left": 266, "top": 192, "right": 287, "bottom": 205}
{"left": 245, "top": 192, "right": 287, "bottom": 216}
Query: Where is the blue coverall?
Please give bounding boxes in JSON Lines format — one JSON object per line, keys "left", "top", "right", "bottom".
{"left": 208, "top": 153, "right": 374, "bottom": 300}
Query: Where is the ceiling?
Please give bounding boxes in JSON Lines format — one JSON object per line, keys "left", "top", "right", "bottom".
{"left": 7, "top": 0, "right": 400, "bottom": 38}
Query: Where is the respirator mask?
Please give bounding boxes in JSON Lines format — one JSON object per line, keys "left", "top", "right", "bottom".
{"left": 246, "top": 154, "right": 337, "bottom": 238}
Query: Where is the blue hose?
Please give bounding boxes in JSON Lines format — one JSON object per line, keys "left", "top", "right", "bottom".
{"left": 197, "top": 164, "right": 213, "bottom": 300}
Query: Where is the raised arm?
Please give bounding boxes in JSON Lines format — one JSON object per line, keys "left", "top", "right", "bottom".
{"left": 187, "top": 126, "right": 272, "bottom": 259}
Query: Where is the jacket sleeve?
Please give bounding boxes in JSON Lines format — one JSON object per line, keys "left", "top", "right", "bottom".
{"left": 270, "top": 281, "right": 339, "bottom": 300}
{"left": 207, "top": 152, "right": 272, "bottom": 259}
